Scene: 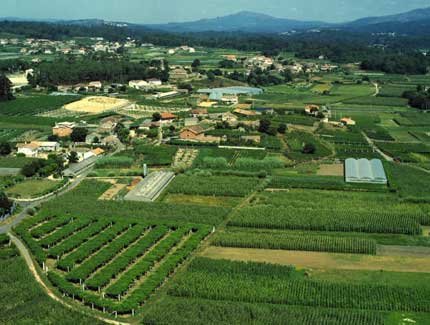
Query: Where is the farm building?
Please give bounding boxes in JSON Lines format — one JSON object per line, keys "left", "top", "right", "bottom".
{"left": 345, "top": 158, "right": 387, "bottom": 184}
{"left": 53, "top": 122, "right": 75, "bottom": 137}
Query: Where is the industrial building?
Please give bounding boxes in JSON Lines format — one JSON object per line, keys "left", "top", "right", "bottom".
{"left": 345, "top": 158, "right": 388, "bottom": 184}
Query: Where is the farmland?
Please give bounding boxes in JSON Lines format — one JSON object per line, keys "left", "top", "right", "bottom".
{"left": 1, "top": 22, "right": 430, "bottom": 325}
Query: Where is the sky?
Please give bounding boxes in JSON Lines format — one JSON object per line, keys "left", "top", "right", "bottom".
{"left": 2, "top": 0, "right": 430, "bottom": 24}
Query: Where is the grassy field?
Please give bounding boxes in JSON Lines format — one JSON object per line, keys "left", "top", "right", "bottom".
{"left": 6, "top": 179, "right": 63, "bottom": 198}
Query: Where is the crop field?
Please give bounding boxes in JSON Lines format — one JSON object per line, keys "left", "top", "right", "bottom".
{"left": 193, "top": 147, "right": 267, "bottom": 168}
{"left": 5, "top": 179, "right": 64, "bottom": 199}
{"left": 40, "top": 180, "right": 231, "bottom": 225}
{"left": 0, "top": 237, "right": 105, "bottom": 324}
{"left": 166, "top": 174, "right": 262, "bottom": 197}
{"left": 0, "top": 156, "right": 39, "bottom": 168}
{"left": 3, "top": 34, "right": 430, "bottom": 325}
{"left": 147, "top": 257, "right": 430, "bottom": 324}
{"left": 228, "top": 188, "right": 429, "bottom": 235}
{"left": 0, "top": 128, "right": 26, "bottom": 142}
{"left": 14, "top": 212, "right": 211, "bottom": 315}
{"left": 0, "top": 94, "right": 80, "bottom": 116}
{"left": 285, "top": 131, "right": 332, "bottom": 161}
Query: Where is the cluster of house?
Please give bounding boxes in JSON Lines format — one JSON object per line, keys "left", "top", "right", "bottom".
{"left": 57, "top": 82, "right": 125, "bottom": 94}
{"left": 305, "top": 105, "right": 356, "bottom": 126}
{"left": 220, "top": 53, "right": 339, "bottom": 75}
{"left": 16, "top": 140, "right": 104, "bottom": 162}
{"left": 285, "top": 62, "right": 339, "bottom": 74}
{"left": 3, "top": 36, "right": 131, "bottom": 58}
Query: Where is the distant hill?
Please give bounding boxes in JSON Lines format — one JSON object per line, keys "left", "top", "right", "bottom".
{"left": 146, "top": 11, "right": 329, "bottom": 33}
{"left": 2, "top": 6, "right": 430, "bottom": 36}
{"left": 346, "top": 7, "right": 430, "bottom": 27}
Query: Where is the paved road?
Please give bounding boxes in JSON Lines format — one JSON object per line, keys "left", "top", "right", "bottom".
{"left": 0, "top": 169, "right": 91, "bottom": 234}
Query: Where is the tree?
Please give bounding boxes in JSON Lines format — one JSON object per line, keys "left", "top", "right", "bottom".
{"left": 0, "top": 191, "right": 12, "bottom": 215}
{"left": 0, "top": 142, "right": 11, "bottom": 156}
{"left": 115, "top": 123, "right": 130, "bottom": 144}
{"left": 302, "top": 143, "right": 316, "bottom": 154}
{"left": 70, "top": 128, "right": 88, "bottom": 142}
{"left": 191, "top": 59, "right": 201, "bottom": 69}
{"left": 68, "top": 151, "right": 79, "bottom": 164}
{"left": 267, "top": 127, "right": 278, "bottom": 136}
{"left": 21, "top": 161, "right": 41, "bottom": 177}
{"left": 207, "top": 72, "right": 215, "bottom": 82}
{"left": 259, "top": 119, "right": 271, "bottom": 134}
{"left": 152, "top": 112, "right": 161, "bottom": 122}
{"left": 47, "top": 134, "right": 60, "bottom": 142}
{"left": 277, "top": 123, "right": 287, "bottom": 134}
{"left": 0, "top": 74, "right": 14, "bottom": 102}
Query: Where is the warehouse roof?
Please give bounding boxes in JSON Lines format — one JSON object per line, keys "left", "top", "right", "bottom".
{"left": 345, "top": 158, "right": 387, "bottom": 184}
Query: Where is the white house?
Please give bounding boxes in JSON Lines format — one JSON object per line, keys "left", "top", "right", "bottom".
{"left": 147, "top": 78, "right": 162, "bottom": 86}
{"left": 16, "top": 141, "right": 60, "bottom": 157}
{"left": 129, "top": 80, "right": 149, "bottom": 89}
{"left": 35, "top": 141, "right": 60, "bottom": 152}
{"left": 16, "top": 143, "right": 39, "bottom": 157}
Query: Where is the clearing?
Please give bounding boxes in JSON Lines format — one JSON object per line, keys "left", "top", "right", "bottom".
{"left": 64, "top": 96, "right": 130, "bottom": 114}
{"left": 6, "top": 179, "right": 62, "bottom": 199}
{"left": 317, "top": 163, "right": 344, "bottom": 176}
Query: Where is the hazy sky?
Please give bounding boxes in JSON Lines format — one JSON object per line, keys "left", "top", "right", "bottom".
{"left": 2, "top": 0, "right": 430, "bottom": 24}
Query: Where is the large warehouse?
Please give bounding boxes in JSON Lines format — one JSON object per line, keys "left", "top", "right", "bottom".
{"left": 345, "top": 158, "right": 388, "bottom": 184}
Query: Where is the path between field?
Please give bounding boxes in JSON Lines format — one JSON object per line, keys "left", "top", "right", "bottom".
{"left": 8, "top": 233, "right": 131, "bottom": 325}
{"left": 361, "top": 131, "right": 394, "bottom": 162}
{"left": 200, "top": 246, "right": 430, "bottom": 273}
{"left": 378, "top": 245, "right": 430, "bottom": 258}
{"left": 373, "top": 83, "right": 379, "bottom": 97}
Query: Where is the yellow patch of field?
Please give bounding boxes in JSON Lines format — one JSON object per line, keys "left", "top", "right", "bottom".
{"left": 317, "top": 164, "right": 344, "bottom": 176}
{"left": 64, "top": 96, "right": 130, "bottom": 114}
{"left": 163, "top": 194, "right": 240, "bottom": 207}
{"left": 7, "top": 73, "right": 28, "bottom": 86}
{"left": 200, "top": 247, "right": 430, "bottom": 273}
{"left": 312, "top": 83, "right": 332, "bottom": 94}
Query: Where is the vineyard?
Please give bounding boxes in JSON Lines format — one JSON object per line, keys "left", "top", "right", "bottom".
{"left": 229, "top": 205, "right": 426, "bottom": 235}
{"left": 14, "top": 213, "right": 211, "bottom": 315}
{"left": 166, "top": 174, "right": 262, "bottom": 197}
{"left": 0, "top": 94, "right": 80, "bottom": 116}
{"left": 168, "top": 258, "right": 430, "bottom": 313}
{"left": 212, "top": 230, "right": 377, "bottom": 254}
{"left": 40, "top": 180, "right": 231, "bottom": 225}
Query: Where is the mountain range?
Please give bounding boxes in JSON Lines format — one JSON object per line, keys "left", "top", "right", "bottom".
{"left": 2, "top": 7, "right": 430, "bottom": 35}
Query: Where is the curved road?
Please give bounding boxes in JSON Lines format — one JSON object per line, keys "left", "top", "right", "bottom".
{"left": 8, "top": 233, "right": 130, "bottom": 325}
{"left": 0, "top": 170, "right": 90, "bottom": 234}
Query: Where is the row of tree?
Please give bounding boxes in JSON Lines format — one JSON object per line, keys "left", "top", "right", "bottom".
{"left": 29, "top": 57, "right": 168, "bottom": 87}
{"left": 0, "top": 75, "right": 14, "bottom": 102}
{"left": 403, "top": 88, "right": 430, "bottom": 111}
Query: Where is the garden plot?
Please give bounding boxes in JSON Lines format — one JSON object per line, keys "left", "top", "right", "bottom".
{"left": 172, "top": 148, "right": 199, "bottom": 168}
{"left": 124, "top": 171, "right": 175, "bottom": 202}
{"left": 317, "top": 164, "right": 344, "bottom": 176}
{"left": 98, "top": 181, "right": 127, "bottom": 201}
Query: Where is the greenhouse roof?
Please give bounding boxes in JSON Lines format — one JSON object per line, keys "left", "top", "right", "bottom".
{"left": 345, "top": 158, "right": 387, "bottom": 184}
{"left": 198, "top": 86, "right": 263, "bottom": 96}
